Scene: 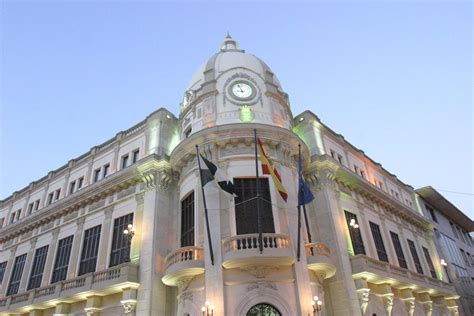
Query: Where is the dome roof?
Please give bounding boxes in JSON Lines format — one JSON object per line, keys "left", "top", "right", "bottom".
{"left": 186, "top": 34, "right": 282, "bottom": 91}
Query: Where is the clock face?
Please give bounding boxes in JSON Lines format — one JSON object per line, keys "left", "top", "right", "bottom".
{"left": 231, "top": 82, "right": 253, "bottom": 99}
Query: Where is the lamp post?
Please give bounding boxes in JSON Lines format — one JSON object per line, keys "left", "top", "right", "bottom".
{"left": 349, "top": 218, "right": 359, "bottom": 229}
{"left": 311, "top": 296, "right": 322, "bottom": 316}
{"left": 123, "top": 223, "right": 135, "bottom": 262}
{"left": 201, "top": 301, "right": 214, "bottom": 316}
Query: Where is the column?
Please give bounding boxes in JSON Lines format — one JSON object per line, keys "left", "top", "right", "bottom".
{"left": 373, "top": 283, "right": 394, "bottom": 316}
{"left": 84, "top": 295, "right": 102, "bottom": 316}
{"left": 121, "top": 288, "right": 138, "bottom": 315}
{"left": 399, "top": 288, "right": 415, "bottom": 316}
{"left": 356, "top": 203, "right": 376, "bottom": 258}
{"left": 67, "top": 217, "right": 86, "bottom": 278}
{"left": 54, "top": 302, "right": 71, "bottom": 316}
{"left": 379, "top": 215, "right": 397, "bottom": 264}
{"left": 354, "top": 278, "right": 370, "bottom": 315}
{"left": 416, "top": 292, "right": 433, "bottom": 316}
{"left": 61, "top": 167, "right": 71, "bottom": 198}
{"left": 0, "top": 246, "right": 18, "bottom": 295}
{"left": 18, "top": 238, "right": 38, "bottom": 292}
{"left": 40, "top": 173, "right": 52, "bottom": 208}
{"left": 96, "top": 207, "right": 114, "bottom": 271}
{"left": 413, "top": 235, "right": 430, "bottom": 276}
{"left": 42, "top": 228, "right": 60, "bottom": 285}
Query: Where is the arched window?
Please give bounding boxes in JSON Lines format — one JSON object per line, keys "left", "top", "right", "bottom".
{"left": 246, "top": 303, "right": 281, "bottom": 316}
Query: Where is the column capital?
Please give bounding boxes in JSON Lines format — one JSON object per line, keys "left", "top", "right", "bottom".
{"left": 121, "top": 299, "right": 137, "bottom": 314}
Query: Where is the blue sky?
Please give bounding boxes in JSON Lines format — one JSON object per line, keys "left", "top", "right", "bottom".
{"left": 1, "top": 1, "right": 472, "bottom": 217}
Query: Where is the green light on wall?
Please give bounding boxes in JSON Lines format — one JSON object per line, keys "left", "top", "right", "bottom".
{"left": 240, "top": 105, "right": 254, "bottom": 122}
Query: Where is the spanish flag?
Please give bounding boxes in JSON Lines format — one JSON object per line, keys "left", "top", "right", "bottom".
{"left": 257, "top": 138, "right": 288, "bottom": 202}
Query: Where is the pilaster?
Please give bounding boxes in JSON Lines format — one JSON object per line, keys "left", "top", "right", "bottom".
{"left": 0, "top": 246, "right": 18, "bottom": 295}
{"left": 96, "top": 207, "right": 114, "bottom": 270}
{"left": 67, "top": 217, "right": 86, "bottom": 278}
{"left": 42, "top": 228, "right": 60, "bottom": 285}
{"left": 18, "top": 238, "right": 38, "bottom": 292}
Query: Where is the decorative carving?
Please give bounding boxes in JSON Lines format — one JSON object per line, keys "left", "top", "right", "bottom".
{"left": 141, "top": 171, "right": 156, "bottom": 191}
{"left": 382, "top": 294, "right": 394, "bottom": 316}
{"left": 84, "top": 307, "right": 101, "bottom": 316}
{"left": 404, "top": 298, "right": 415, "bottom": 316}
{"left": 240, "top": 265, "right": 278, "bottom": 278}
{"left": 313, "top": 271, "right": 327, "bottom": 285}
{"left": 421, "top": 301, "right": 433, "bottom": 316}
{"left": 448, "top": 306, "right": 459, "bottom": 316}
{"left": 121, "top": 299, "right": 137, "bottom": 314}
{"left": 176, "top": 277, "right": 194, "bottom": 292}
{"left": 135, "top": 192, "right": 145, "bottom": 205}
{"left": 356, "top": 288, "right": 370, "bottom": 315}
{"left": 246, "top": 281, "right": 277, "bottom": 292}
{"left": 178, "top": 291, "right": 193, "bottom": 305}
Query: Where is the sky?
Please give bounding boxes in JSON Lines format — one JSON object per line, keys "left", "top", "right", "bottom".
{"left": 1, "top": 1, "right": 472, "bottom": 218}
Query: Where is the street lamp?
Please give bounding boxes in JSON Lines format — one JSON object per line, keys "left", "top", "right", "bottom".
{"left": 349, "top": 219, "right": 359, "bottom": 229}
{"left": 201, "top": 301, "right": 214, "bottom": 316}
{"left": 311, "top": 296, "right": 322, "bottom": 316}
{"left": 440, "top": 259, "right": 447, "bottom": 266}
{"left": 123, "top": 224, "right": 135, "bottom": 262}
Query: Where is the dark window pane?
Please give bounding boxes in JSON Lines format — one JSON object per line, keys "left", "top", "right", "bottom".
{"left": 423, "top": 247, "right": 437, "bottom": 279}
{"left": 110, "top": 213, "right": 133, "bottom": 267}
{"left": 408, "top": 239, "right": 424, "bottom": 274}
{"left": 390, "top": 232, "right": 408, "bottom": 269}
{"left": 181, "top": 192, "right": 195, "bottom": 247}
{"left": 344, "top": 211, "right": 365, "bottom": 255}
{"left": 369, "top": 222, "right": 389, "bottom": 262}
{"left": 7, "top": 254, "right": 27, "bottom": 295}
{"left": 51, "top": 236, "right": 74, "bottom": 283}
{"left": 79, "top": 225, "right": 101, "bottom": 275}
{"left": 27, "top": 245, "right": 49, "bottom": 290}
{"left": 0, "top": 261, "right": 7, "bottom": 285}
{"left": 234, "top": 178, "right": 274, "bottom": 235}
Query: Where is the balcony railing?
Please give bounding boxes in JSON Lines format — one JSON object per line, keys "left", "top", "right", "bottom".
{"left": 162, "top": 246, "right": 205, "bottom": 287}
{"left": 0, "top": 262, "right": 139, "bottom": 312}
{"left": 305, "top": 242, "right": 337, "bottom": 280}
{"left": 222, "top": 233, "right": 294, "bottom": 270}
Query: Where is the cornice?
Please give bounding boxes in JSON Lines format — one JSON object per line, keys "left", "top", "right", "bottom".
{"left": 307, "top": 156, "right": 430, "bottom": 231}
{"left": 0, "top": 155, "right": 171, "bottom": 242}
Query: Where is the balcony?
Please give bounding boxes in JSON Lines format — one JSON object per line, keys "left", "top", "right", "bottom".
{"left": 305, "top": 242, "right": 337, "bottom": 280}
{"left": 161, "top": 246, "right": 205, "bottom": 286}
{"left": 0, "top": 262, "right": 139, "bottom": 314}
{"left": 350, "top": 254, "right": 458, "bottom": 297}
{"left": 222, "top": 233, "right": 294, "bottom": 270}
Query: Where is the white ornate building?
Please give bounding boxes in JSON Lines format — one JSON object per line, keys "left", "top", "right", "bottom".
{"left": 0, "top": 35, "right": 466, "bottom": 316}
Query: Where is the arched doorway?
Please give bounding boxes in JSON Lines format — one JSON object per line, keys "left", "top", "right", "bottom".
{"left": 246, "top": 303, "right": 282, "bottom": 316}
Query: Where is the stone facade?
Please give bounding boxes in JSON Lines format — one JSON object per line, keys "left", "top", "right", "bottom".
{"left": 0, "top": 35, "right": 468, "bottom": 316}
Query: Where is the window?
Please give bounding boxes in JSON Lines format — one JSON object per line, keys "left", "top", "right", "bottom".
{"left": 47, "top": 192, "right": 54, "bottom": 205}
{"left": 329, "top": 149, "right": 336, "bottom": 159}
{"left": 27, "top": 203, "right": 34, "bottom": 215}
{"left": 354, "top": 165, "right": 360, "bottom": 174}
{"left": 15, "top": 209, "right": 21, "bottom": 221}
{"left": 407, "top": 239, "right": 424, "bottom": 274}
{"left": 69, "top": 181, "right": 76, "bottom": 195}
{"left": 450, "top": 222, "right": 458, "bottom": 238}
{"left": 110, "top": 213, "right": 134, "bottom": 267}
{"left": 132, "top": 149, "right": 140, "bottom": 163}
{"left": 27, "top": 245, "right": 49, "bottom": 290}
{"left": 6, "top": 254, "right": 27, "bottom": 296}
{"left": 426, "top": 205, "right": 437, "bottom": 223}
{"left": 78, "top": 225, "right": 101, "bottom": 276}
{"left": 34, "top": 199, "right": 40, "bottom": 211}
{"left": 181, "top": 192, "right": 195, "bottom": 247}
{"left": 460, "top": 249, "right": 470, "bottom": 266}
{"left": 0, "top": 261, "right": 7, "bottom": 284}
{"left": 234, "top": 178, "right": 274, "bottom": 235}
{"left": 185, "top": 128, "right": 192, "bottom": 139}
{"left": 103, "top": 164, "right": 110, "bottom": 178}
{"left": 54, "top": 189, "right": 61, "bottom": 201}
{"left": 344, "top": 211, "right": 365, "bottom": 255}
{"left": 93, "top": 169, "right": 101, "bottom": 183}
{"left": 247, "top": 303, "right": 281, "bottom": 316}
{"left": 0, "top": 218, "right": 4, "bottom": 227}
{"left": 121, "top": 154, "right": 129, "bottom": 169}
{"left": 77, "top": 177, "right": 84, "bottom": 189}
{"left": 390, "top": 232, "right": 407, "bottom": 268}
{"left": 9, "top": 211, "right": 15, "bottom": 224}
{"left": 337, "top": 154, "right": 343, "bottom": 164}
{"left": 360, "top": 170, "right": 366, "bottom": 179}
{"left": 51, "top": 235, "right": 74, "bottom": 283}
{"left": 369, "top": 222, "right": 389, "bottom": 262}
{"left": 422, "top": 247, "right": 437, "bottom": 279}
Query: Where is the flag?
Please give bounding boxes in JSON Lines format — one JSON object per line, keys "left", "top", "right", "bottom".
{"left": 298, "top": 147, "right": 314, "bottom": 206}
{"left": 257, "top": 138, "right": 288, "bottom": 202}
{"left": 199, "top": 154, "right": 235, "bottom": 195}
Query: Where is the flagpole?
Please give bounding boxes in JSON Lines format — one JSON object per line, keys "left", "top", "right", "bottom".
{"left": 254, "top": 129, "right": 264, "bottom": 253}
{"left": 299, "top": 144, "right": 312, "bottom": 243}
{"left": 196, "top": 145, "right": 215, "bottom": 266}
{"left": 297, "top": 204, "right": 301, "bottom": 261}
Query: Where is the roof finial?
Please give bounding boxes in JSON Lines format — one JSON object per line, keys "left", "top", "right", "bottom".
{"left": 220, "top": 32, "right": 242, "bottom": 52}
{"left": 226, "top": 31, "right": 232, "bottom": 39}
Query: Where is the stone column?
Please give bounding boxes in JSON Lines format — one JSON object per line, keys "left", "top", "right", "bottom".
{"left": 399, "top": 289, "right": 415, "bottom": 316}
{"left": 96, "top": 207, "right": 114, "bottom": 271}
{"left": 84, "top": 295, "right": 102, "bottom": 316}
{"left": 416, "top": 292, "right": 433, "bottom": 316}
{"left": 42, "top": 228, "right": 60, "bottom": 285}
{"left": 18, "top": 238, "right": 38, "bottom": 292}
{"left": 374, "top": 283, "right": 393, "bottom": 316}
{"left": 67, "top": 217, "right": 85, "bottom": 278}
{"left": 121, "top": 288, "right": 138, "bottom": 315}
{"left": 354, "top": 278, "right": 370, "bottom": 315}
{"left": 311, "top": 167, "right": 363, "bottom": 316}
{"left": 0, "top": 246, "right": 18, "bottom": 295}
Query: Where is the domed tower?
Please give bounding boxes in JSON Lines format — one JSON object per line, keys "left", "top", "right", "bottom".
{"left": 179, "top": 34, "right": 293, "bottom": 139}
{"left": 164, "top": 35, "right": 332, "bottom": 316}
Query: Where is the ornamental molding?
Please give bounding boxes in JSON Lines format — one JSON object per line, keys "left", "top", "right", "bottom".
{"left": 381, "top": 293, "right": 394, "bottom": 316}
{"left": 240, "top": 265, "right": 278, "bottom": 279}
{"left": 121, "top": 299, "right": 137, "bottom": 314}
{"left": 178, "top": 291, "right": 194, "bottom": 306}
{"left": 402, "top": 297, "right": 416, "bottom": 316}
{"left": 0, "top": 155, "right": 165, "bottom": 244}
{"left": 356, "top": 288, "right": 370, "bottom": 315}
{"left": 246, "top": 281, "right": 278, "bottom": 292}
